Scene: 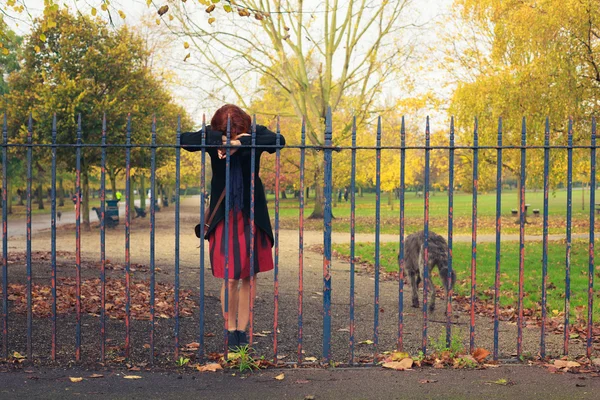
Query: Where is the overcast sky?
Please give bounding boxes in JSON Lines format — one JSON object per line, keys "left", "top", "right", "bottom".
{"left": 5, "top": 0, "right": 455, "bottom": 125}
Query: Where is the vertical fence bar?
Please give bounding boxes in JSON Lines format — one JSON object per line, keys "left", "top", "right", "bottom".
{"left": 273, "top": 117, "right": 281, "bottom": 362}
{"left": 493, "top": 117, "right": 502, "bottom": 360}
{"left": 249, "top": 117, "right": 256, "bottom": 349}
{"left": 373, "top": 117, "right": 382, "bottom": 362}
{"left": 587, "top": 117, "right": 596, "bottom": 358}
{"left": 322, "top": 106, "right": 333, "bottom": 362}
{"left": 198, "top": 115, "right": 206, "bottom": 361}
{"left": 174, "top": 116, "right": 181, "bottom": 359}
{"left": 51, "top": 114, "right": 57, "bottom": 361}
{"left": 446, "top": 117, "right": 455, "bottom": 348}
{"left": 298, "top": 118, "right": 305, "bottom": 364}
{"left": 422, "top": 116, "right": 430, "bottom": 354}
{"left": 349, "top": 116, "right": 356, "bottom": 363}
{"left": 517, "top": 117, "right": 527, "bottom": 357}
{"left": 99, "top": 114, "right": 107, "bottom": 362}
{"left": 2, "top": 112, "right": 7, "bottom": 360}
{"left": 398, "top": 117, "right": 406, "bottom": 352}
{"left": 470, "top": 118, "right": 478, "bottom": 353}
{"left": 223, "top": 116, "right": 231, "bottom": 358}
{"left": 75, "top": 114, "right": 82, "bottom": 361}
{"left": 150, "top": 116, "right": 157, "bottom": 364}
{"left": 124, "top": 114, "right": 132, "bottom": 359}
{"left": 26, "top": 114, "right": 33, "bottom": 360}
{"left": 564, "top": 118, "right": 573, "bottom": 355}
{"left": 541, "top": 117, "right": 550, "bottom": 358}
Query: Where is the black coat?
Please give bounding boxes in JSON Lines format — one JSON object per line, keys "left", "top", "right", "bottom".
{"left": 181, "top": 125, "right": 286, "bottom": 245}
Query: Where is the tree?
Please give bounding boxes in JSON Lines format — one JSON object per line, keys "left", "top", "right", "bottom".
{"left": 5, "top": 7, "right": 191, "bottom": 229}
{"left": 443, "top": 0, "right": 600, "bottom": 202}
{"left": 162, "top": 0, "right": 415, "bottom": 218}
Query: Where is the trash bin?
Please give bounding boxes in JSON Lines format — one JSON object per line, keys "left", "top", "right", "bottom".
{"left": 106, "top": 199, "right": 120, "bottom": 225}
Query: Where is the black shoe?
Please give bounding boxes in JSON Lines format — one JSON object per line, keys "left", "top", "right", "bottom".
{"left": 227, "top": 330, "right": 239, "bottom": 351}
{"left": 236, "top": 330, "right": 248, "bottom": 347}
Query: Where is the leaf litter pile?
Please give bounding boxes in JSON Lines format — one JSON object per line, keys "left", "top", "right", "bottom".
{"left": 0, "top": 252, "right": 196, "bottom": 320}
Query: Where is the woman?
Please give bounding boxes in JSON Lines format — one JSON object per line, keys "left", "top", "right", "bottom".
{"left": 181, "top": 104, "right": 285, "bottom": 350}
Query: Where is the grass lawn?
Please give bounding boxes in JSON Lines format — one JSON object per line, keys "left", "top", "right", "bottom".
{"left": 270, "top": 188, "right": 600, "bottom": 235}
{"left": 332, "top": 239, "right": 599, "bottom": 323}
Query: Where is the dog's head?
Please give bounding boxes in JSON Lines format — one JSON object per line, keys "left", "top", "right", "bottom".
{"left": 439, "top": 267, "right": 456, "bottom": 292}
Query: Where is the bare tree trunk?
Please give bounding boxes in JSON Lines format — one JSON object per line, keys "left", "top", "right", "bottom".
{"left": 58, "top": 177, "right": 64, "bottom": 206}
{"left": 109, "top": 173, "right": 117, "bottom": 200}
{"left": 140, "top": 174, "right": 146, "bottom": 210}
{"left": 82, "top": 171, "right": 90, "bottom": 231}
{"left": 308, "top": 161, "right": 324, "bottom": 219}
{"left": 36, "top": 184, "right": 44, "bottom": 210}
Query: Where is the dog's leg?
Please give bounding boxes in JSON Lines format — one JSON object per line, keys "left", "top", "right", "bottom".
{"left": 410, "top": 270, "right": 419, "bottom": 308}
{"left": 428, "top": 277, "right": 435, "bottom": 312}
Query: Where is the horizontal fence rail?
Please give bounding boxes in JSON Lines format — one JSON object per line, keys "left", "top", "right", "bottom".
{"left": 0, "top": 110, "right": 598, "bottom": 366}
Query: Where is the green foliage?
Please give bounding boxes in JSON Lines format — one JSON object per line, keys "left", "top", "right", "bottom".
{"left": 430, "top": 330, "right": 464, "bottom": 358}
{"left": 176, "top": 356, "right": 190, "bottom": 367}
{"left": 229, "top": 345, "right": 260, "bottom": 373}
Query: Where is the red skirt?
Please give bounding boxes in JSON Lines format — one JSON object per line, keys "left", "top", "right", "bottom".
{"left": 208, "top": 209, "right": 274, "bottom": 280}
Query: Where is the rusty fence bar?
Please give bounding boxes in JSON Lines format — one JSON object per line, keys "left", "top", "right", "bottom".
{"left": 124, "top": 114, "right": 132, "bottom": 359}
{"left": 541, "top": 117, "right": 550, "bottom": 358}
{"left": 0, "top": 112, "right": 599, "bottom": 366}
{"left": 198, "top": 115, "right": 207, "bottom": 361}
{"left": 493, "top": 117, "right": 502, "bottom": 360}
{"left": 374, "top": 116, "right": 382, "bottom": 362}
{"left": 99, "top": 114, "right": 107, "bottom": 362}
{"left": 26, "top": 114, "right": 32, "bottom": 360}
{"left": 397, "top": 117, "right": 406, "bottom": 352}
{"left": 1, "top": 113, "right": 6, "bottom": 360}
{"left": 446, "top": 116, "right": 455, "bottom": 348}
{"left": 422, "top": 116, "right": 431, "bottom": 353}
{"left": 298, "top": 118, "right": 305, "bottom": 364}
{"left": 349, "top": 116, "right": 357, "bottom": 363}
{"left": 322, "top": 107, "right": 333, "bottom": 362}
{"left": 588, "top": 117, "right": 596, "bottom": 358}
{"left": 470, "top": 118, "right": 478, "bottom": 353}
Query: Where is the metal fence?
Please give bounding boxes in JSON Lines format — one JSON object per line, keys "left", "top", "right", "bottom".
{"left": 0, "top": 109, "right": 598, "bottom": 365}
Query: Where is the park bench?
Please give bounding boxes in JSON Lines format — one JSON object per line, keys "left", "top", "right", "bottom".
{"left": 134, "top": 207, "right": 147, "bottom": 218}
{"left": 92, "top": 207, "right": 118, "bottom": 228}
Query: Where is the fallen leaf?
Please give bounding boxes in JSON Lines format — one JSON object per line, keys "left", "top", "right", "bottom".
{"left": 88, "top": 374, "right": 104, "bottom": 378}
{"left": 472, "top": 348, "right": 491, "bottom": 363}
{"left": 554, "top": 360, "right": 581, "bottom": 368}
{"left": 419, "top": 379, "right": 438, "bottom": 384}
{"left": 390, "top": 351, "right": 410, "bottom": 361}
{"left": 488, "top": 378, "right": 509, "bottom": 385}
{"left": 123, "top": 375, "right": 142, "bottom": 379}
{"left": 304, "top": 357, "right": 318, "bottom": 362}
{"left": 13, "top": 351, "right": 25, "bottom": 359}
{"left": 382, "top": 358, "right": 413, "bottom": 371}
{"left": 253, "top": 332, "right": 268, "bottom": 337}
{"left": 69, "top": 377, "right": 83, "bottom": 383}
{"left": 359, "top": 340, "right": 374, "bottom": 345}
{"left": 196, "top": 363, "right": 222, "bottom": 372}
{"left": 274, "top": 373, "right": 285, "bottom": 380}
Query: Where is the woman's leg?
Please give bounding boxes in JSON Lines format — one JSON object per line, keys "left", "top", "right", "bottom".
{"left": 236, "top": 276, "right": 254, "bottom": 332}
{"left": 221, "top": 279, "right": 240, "bottom": 330}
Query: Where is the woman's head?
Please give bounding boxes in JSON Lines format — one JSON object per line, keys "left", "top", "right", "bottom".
{"left": 211, "top": 104, "right": 251, "bottom": 139}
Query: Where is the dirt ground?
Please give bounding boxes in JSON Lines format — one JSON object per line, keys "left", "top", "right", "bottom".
{"left": 0, "top": 196, "right": 595, "bottom": 365}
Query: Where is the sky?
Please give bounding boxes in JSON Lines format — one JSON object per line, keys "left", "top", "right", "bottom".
{"left": 4, "top": 0, "right": 456, "bottom": 126}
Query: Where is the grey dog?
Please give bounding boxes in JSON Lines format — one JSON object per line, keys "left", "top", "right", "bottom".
{"left": 400, "top": 230, "right": 456, "bottom": 312}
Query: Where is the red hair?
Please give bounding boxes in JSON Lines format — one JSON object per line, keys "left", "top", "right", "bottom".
{"left": 211, "top": 104, "right": 251, "bottom": 138}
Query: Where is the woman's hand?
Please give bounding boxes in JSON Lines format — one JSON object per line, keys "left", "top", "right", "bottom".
{"left": 218, "top": 133, "right": 251, "bottom": 159}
